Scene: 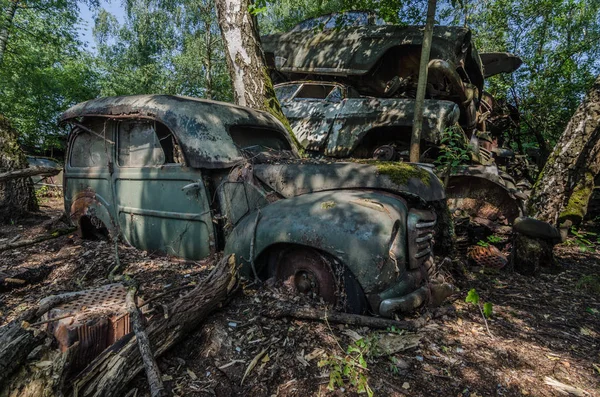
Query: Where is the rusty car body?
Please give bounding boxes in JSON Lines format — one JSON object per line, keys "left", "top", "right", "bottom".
{"left": 61, "top": 94, "right": 452, "bottom": 317}
{"left": 264, "top": 13, "right": 527, "bottom": 241}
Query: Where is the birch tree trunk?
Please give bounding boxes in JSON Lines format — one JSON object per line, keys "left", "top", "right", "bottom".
{"left": 214, "top": 0, "right": 299, "bottom": 148}
{"left": 528, "top": 75, "right": 600, "bottom": 227}
{"left": 0, "top": 0, "right": 19, "bottom": 67}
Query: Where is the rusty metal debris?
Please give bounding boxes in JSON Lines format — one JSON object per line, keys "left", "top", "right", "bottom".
{"left": 467, "top": 245, "right": 508, "bottom": 269}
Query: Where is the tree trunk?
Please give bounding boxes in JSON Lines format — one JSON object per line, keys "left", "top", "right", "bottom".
{"left": 409, "top": 0, "right": 437, "bottom": 163}
{"left": 528, "top": 75, "right": 600, "bottom": 226}
{"left": 214, "top": 0, "right": 300, "bottom": 148}
{"left": 0, "top": 115, "right": 37, "bottom": 223}
{"left": 0, "top": 0, "right": 18, "bottom": 66}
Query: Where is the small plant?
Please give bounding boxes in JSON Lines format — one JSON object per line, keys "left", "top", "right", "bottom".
{"left": 386, "top": 325, "right": 404, "bottom": 335}
{"left": 487, "top": 235, "right": 503, "bottom": 244}
{"left": 35, "top": 185, "right": 50, "bottom": 204}
{"left": 577, "top": 275, "right": 600, "bottom": 295}
{"left": 435, "top": 125, "right": 472, "bottom": 185}
{"left": 319, "top": 336, "right": 377, "bottom": 396}
{"left": 388, "top": 356, "right": 401, "bottom": 374}
{"left": 476, "top": 235, "right": 504, "bottom": 248}
{"left": 465, "top": 288, "right": 493, "bottom": 337}
{"left": 566, "top": 227, "right": 598, "bottom": 252}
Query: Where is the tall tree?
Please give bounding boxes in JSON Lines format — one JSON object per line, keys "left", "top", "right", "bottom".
{"left": 215, "top": 0, "right": 296, "bottom": 145}
{"left": 443, "top": 0, "right": 600, "bottom": 162}
{"left": 214, "top": 0, "right": 273, "bottom": 110}
{"left": 0, "top": 0, "right": 18, "bottom": 66}
{"left": 528, "top": 75, "right": 600, "bottom": 227}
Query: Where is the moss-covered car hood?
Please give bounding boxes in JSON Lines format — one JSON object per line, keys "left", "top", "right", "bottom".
{"left": 253, "top": 161, "right": 445, "bottom": 202}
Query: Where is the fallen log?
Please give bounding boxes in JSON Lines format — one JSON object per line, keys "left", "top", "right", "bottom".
{"left": 0, "top": 166, "right": 61, "bottom": 183}
{"left": 0, "top": 227, "right": 75, "bottom": 253}
{"left": 71, "top": 254, "right": 237, "bottom": 397}
{"left": 261, "top": 303, "right": 456, "bottom": 331}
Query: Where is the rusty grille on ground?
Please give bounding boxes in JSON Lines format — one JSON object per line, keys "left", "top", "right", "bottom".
{"left": 43, "top": 283, "right": 134, "bottom": 371}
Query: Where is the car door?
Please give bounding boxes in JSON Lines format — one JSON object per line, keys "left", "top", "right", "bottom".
{"left": 282, "top": 83, "right": 345, "bottom": 152}
{"left": 64, "top": 118, "right": 115, "bottom": 233}
{"left": 113, "top": 119, "right": 215, "bottom": 259}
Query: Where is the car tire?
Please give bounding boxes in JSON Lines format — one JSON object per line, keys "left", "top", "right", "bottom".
{"left": 267, "top": 246, "right": 368, "bottom": 314}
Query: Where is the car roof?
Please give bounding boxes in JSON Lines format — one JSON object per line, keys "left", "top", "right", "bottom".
{"left": 61, "top": 94, "right": 291, "bottom": 169}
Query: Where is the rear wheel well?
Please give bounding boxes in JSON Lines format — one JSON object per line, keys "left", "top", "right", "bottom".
{"left": 79, "top": 215, "right": 109, "bottom": 241}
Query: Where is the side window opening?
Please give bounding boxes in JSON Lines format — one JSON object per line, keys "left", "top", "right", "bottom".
{"left": 294, "top": 84, "right": 335, "bottom": 100}
{"left": 229, "top": 126, "right": 292, "bottom": 154}
{"left": 118, "top": 120, "right": 183, "bottom": 167}
{"left": 69, "top": 118, "right": 112, "bottom": 168}
{"left": 274, "top": 84, "right": 301, "bottom": 102}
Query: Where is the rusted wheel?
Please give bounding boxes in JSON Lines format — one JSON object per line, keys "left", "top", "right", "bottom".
{"left": 270, "top": 247, "right": 337, "bottom": 304}
{"left": 268, "top": 247, "right": 367, "bottom": 313}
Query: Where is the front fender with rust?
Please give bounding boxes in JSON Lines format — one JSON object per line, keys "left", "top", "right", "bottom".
{"left": 224, "top": 190, "right": 409, "bottom": 303}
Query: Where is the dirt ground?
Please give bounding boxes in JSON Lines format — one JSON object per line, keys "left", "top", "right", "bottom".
{"left": 0, "top": 197, "right": 599, "bottom": 397}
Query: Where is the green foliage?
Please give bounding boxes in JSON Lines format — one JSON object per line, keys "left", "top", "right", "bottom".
{"left": 477, "top": 234, "right": 504, "bottom": 247}
{"left": 465, "top": 288, "right": 480, "bottom": 305}
{"left": 487, "top": 235, "right": 503, "bottom": 244}
{"left": 483, "top": 302, "right": 493, "bottom": 318}
{"left": 565, "top": 227, "right": 598, "bottom": 252}
{"left": 435, "top": 125, "right": 471, "bottom": 179}
{"left": 440, "top": 0, "right": 600, "bottom": 153}
{"left": 318, "top": 336, "right": 377, "bottom": 396}
{"left": 93, "top": 0, "right": 232, "bottom": 101}
{"left": 465, "top": 288, "right": 493, "bottom": 318}
{"left": 577, "top": 275, "right": 600, "bottom": 295}
{"left": 0, "top": 0, "right": 100, "bottom": 152}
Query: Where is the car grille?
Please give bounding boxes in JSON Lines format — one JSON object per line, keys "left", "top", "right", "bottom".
{"left": 407, "top": 209, "right": 437, "bottom": 270}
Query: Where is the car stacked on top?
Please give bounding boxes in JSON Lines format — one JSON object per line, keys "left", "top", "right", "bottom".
{"left": 262, "top": 11, "right": 530, "bottom": 246}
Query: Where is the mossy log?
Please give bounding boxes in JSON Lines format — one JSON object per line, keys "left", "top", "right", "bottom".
{"left": 528, "top": 76, "right": 600, "bottom": 226}
{"left": 511, "top": 234, "right": 559, "bottom": 275}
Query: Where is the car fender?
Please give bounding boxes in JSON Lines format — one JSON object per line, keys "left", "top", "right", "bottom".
{"left": 69, "top": 188, "right": 117, "bottom": 237}
{"left": 224, "top": 190, "right": 408, "bottom": 296}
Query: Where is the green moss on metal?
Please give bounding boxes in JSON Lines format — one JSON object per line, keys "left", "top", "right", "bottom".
{"left": 358, "top": 160, "right": 431, "bottom": 186}
{"left": 321, "top": 200, "right": 336, "bottom": 209}
{"left": 558, "top": 172, "right": 594, "bottom": 224}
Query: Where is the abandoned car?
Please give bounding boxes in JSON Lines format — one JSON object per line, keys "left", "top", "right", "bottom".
{"left": 264, "top": 13, "right": 527, "bottom": 240}
{"left": 61, "top": 94, "right": 453, "bottom": 317}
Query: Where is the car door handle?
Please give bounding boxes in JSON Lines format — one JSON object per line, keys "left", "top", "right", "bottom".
{"left": 182, "top": 182, "right": 201, "bottom": 191}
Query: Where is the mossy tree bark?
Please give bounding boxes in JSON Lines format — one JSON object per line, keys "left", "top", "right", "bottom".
{"left": 528, "top": 75, "right": 600, "bottom": 226}
{"left": 0, "top": 115, "right": 37, "bottom": 223}
{"left": 214, "top": 0, "right": 300, "bottom": 149}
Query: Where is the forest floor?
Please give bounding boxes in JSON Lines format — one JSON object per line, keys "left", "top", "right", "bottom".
{"left": 0, "top": 196, "right": 599, "bottom": 397}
